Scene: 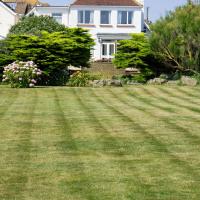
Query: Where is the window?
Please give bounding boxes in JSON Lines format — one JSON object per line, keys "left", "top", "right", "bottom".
{"left": 78, "top": 10, "right": 94, "bottom": 24}
{"left": 100, "top": 11, "right": 111, "bottom": 24}
{"left": 102, "top": 44, "right": 107, "bottom": 56}
{"left": 118, "top": 11, "right": 133, "bottom": 24}
{"left": 109, "top": 44, "right": 115, "bottom": 56}
{"left": 52, "top": 13, "right": 62, "bottom": 24}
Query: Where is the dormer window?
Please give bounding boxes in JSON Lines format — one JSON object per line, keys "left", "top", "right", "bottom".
{"left": 118, "top": 11, "right": 133, "bottom": 25}
{"left": 78, "top": 10, "right": 94, "bottom": 24}
{"left": 100, "top": 11, "right": 111, "bottom": 24}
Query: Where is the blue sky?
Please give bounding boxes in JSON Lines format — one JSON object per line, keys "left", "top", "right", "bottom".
{"left": 44, "top": 0, "right": 187, "bottom": 22}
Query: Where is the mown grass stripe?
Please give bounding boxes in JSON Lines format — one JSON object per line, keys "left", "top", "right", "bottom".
{"left": 0, "top": 89, "right": 37, "bottom": 200}
{"left": 91, "top": 88, "right": 200, "bottom": 182}
{"left": 52, "top": 88, "right": 99, "bottom": 200}
{"left": 139, "top": 87, "right": 200, "bottom": 125}
{"left": 122, "top": 87, "right": 200, "bottom": 146}
{"left": 0, "top": 89, "right": 19, "bottom": 119}
{"left": 157, "top": 87, "right": 200, "bottom": 114}
{"left": 175, "top": 87, "right": 200, "bottom": 100}
{"left": 137, "top": 86, "right": 200, "bottom": 120}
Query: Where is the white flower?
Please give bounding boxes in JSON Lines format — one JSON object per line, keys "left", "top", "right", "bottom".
{"left": 19, "top": 77, "right": 22, "bottom": 81}
{"left": 36, "top": 71, "right": 42, "bottom": 75}
{"left": 29, "top": 83, "right": 34, "bottom": 87}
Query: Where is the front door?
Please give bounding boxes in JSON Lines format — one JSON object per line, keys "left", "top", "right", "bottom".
{"left": 101, "top": 43, "right": 115, "bottom": 59}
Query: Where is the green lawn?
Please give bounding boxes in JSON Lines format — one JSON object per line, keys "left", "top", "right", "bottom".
{"left": 1, "top": 85, "right": 200, "bottom": 200}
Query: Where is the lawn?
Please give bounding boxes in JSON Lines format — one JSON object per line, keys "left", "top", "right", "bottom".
{"left": 1, "top": 85, "right": 200, "bottom": 200}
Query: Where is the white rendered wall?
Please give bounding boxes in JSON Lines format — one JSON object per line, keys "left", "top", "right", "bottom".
{"left": 31, "top": 7, "right": 69, "bottom": 26}
{"left": 69, "top": 6, "right": 143, "bottom": 60}
{"left": 31, "top": 5, "right": 144, "bottom": 60}
{"left": 69, "top": 6, "right": 143, "bottom": 34}
{"left": 0, "top": 3, "right": 17, "bottom": 38}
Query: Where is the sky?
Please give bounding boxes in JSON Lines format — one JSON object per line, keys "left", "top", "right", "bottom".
{"left": 43, "top": 0, "right": 187, "bottom": 22}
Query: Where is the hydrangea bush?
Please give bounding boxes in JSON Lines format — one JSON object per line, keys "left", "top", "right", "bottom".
{"left": 2, "top": 61, "right": 42, "bottom": 88}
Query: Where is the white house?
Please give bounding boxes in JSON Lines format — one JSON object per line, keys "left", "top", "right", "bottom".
{"left": 29, "top": 0, "right": 144, "bottom": 61}
{"left": 69, "top": 0, "right": 144, "bottom": 60}
{"left": 0, "top": 0, "right": 19, "bottom": 38}
{"left": 28, "top": 6, "right": 70, "bottom": 25}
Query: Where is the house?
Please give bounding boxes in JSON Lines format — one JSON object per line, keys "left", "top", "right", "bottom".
{"left": 1, "top": 0, "right": 144, "bottom": 60}
{"left": 29, "top": 0, "right": 144, "bottom": 61}
{"left": 0, "top": 0, "right": 48, "bottom": 39}
{"left": 0, "top": 0, "right": 19, "bottom": 38}
{"left": 70, "top": 0, "right": 144, "bottom": 60}
{"left": 28, "top": 5, "right": 70, "bottom": 25}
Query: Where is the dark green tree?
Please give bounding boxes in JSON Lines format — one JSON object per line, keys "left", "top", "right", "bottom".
{"left": 9, "top": 15, "right": 66, "bottom": 35}
{"left": 150, "top": 4, "right": 200, "bottom": 73}
{"left": 113, "top": 33, "right": 155, "bottom": 81}
{"left": 0, "top": 29, "right": 94, "bottom": 85}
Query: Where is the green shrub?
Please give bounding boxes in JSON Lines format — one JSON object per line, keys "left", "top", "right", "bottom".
{"left": 117, "top": 74, "right": 147, "bottom": 84}
{"left": 150, "top": 4, "right": 200, "bottom": 73}
{"left": 2, "top": 61, "right": 42, "bottom": 88}
{"left": 0, "top": 29, "right": 94, "bottom": 85}
{"left": 9, "top": 15, "right": 66, "bottom": 36}
{"left": 113, "top": 33, "right": 155, "bottom": 80}
{"left": 68, "top": 71, "right": 100, "bottom": 87}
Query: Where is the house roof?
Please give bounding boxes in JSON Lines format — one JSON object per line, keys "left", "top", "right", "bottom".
{"left": 2, "top": 0, "right": 48, "bottom": 14}
{"left": 72, "top": 0, "right": 142, "bottom": 6}
{"left": 0, "top": 0, "right": 16, "bottom": 14}
{"left": 3, "top": 0, "right": 41, "bottom": 5}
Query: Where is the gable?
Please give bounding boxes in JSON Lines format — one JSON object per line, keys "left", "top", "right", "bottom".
{"left": 72, "top": 0, "right": 142, "bottom": 6}
{"left": 0, "top": 0, "right": 16, "bottom": 15}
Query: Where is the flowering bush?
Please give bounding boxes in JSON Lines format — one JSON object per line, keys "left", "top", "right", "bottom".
{"left": 68, "top": 71, "right": 101, "bottom": 87}
{"left": 2, "top": 61, "right": 42, "bottom": 88}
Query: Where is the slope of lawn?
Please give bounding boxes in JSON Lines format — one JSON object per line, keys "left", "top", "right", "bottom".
{"left": 1, "top": 85, "right": 200, "bottom": 200}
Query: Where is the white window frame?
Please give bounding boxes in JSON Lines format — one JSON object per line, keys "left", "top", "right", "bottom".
{"left": 52, "top": 13, "right": 63, "bottom": 24}
{"left": 101, "top": 42, "right": 116, "bottom": 59}
{"left": 78, "top": 10, "right": 94, "bottom": 24}
{"left": 118, "top": 11, "right": 133, "bottom": 25}
{"left": 100, "top": 10, "right": 111, "bottom": 25}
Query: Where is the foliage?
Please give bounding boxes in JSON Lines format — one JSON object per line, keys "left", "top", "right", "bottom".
{"left": 150, "top": 4, "right": 200, "bottom": 72}
{"left": 113, "top": 33, "right": 151, "bottom": 69}
{"left": 0, "top": 29, "right": 94, "bottom": 85}
{"left": 115, "top": 74, "right": 147, "bottom": 84}
{"left": 68, "top": 71, "right": 99, "bottom": 87}
{"left": 2, "top": 61, "right": 42, "bottom": 88}
{"left": 9, "top": 15, "right": 66, "bottom": 36}
{"left": 113, "top": 33, "right": 154, "bottom": 79}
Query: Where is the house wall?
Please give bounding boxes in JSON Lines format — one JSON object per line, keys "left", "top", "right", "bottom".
{"left": 69, "top": 5, "right": 143, "bottom": 60}
{"left": 0, "top": 3, "right": 18, "bottom": 38}
{"left": 69, "top": 6, "right": 143, "bottom": 33}
{"left": 30, "top": 7, "right": 69, "bottom": 25}
{"left": 30, "top": 4, "right": 144, "bottom": 60}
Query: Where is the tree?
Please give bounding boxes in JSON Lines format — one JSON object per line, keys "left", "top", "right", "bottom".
{"left": 9, "top": 15, "right": 66, "bottom": 35}
{"left": 0, "top": 29, "right": 94, "bottom": 85}
{"left": 150, "top": 4, "right": 200, "bottom": 73}
{"left": 113, "top": 33, "right": 155, "bottom": 81}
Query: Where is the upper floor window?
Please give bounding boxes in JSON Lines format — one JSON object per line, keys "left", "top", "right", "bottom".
{"left": 52, "top": 13, "right": 62, "bottom": 24}
{"left": 100, "top": 11, "right": 111, "bottom": 24}
{"left": 78, "top": 10, "right": 94, "bottom": 24}
{"left": 118, "top": 11, "right": 133, "bottom": 25}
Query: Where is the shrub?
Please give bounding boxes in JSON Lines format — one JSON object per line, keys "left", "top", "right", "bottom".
{"left": 116, "top": 74, "right": 147, "bottom": 84}
{"left": 150, "top": 4, "right": 200, "bottom": 73}
{"left": 2, "top": 61, "right": 42, "bottom": 88}
{"left": 113, "top": 33, "right": 155, "bottom": 80}
{"left": 0, "top": 29, "right": 94, "bottom": 85}
{"left": 68, "top": 71, "right": 98, "bottom": 87}
{"left": 9, "top": 15, "right": 66, "bottom": 36}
